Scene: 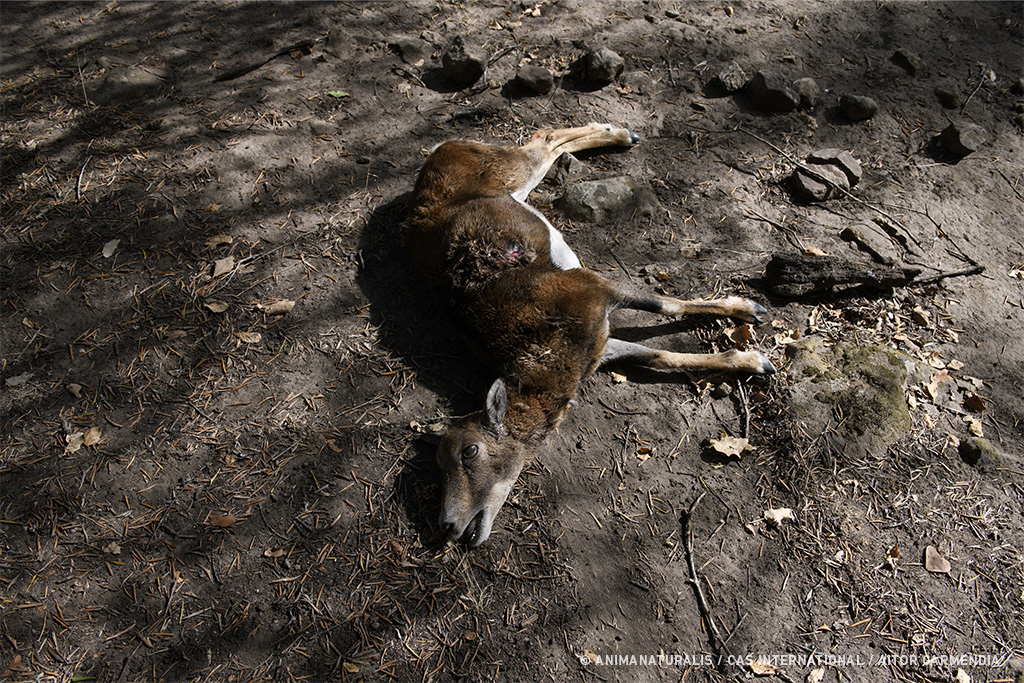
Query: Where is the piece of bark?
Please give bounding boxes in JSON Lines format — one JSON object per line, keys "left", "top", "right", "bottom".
{"left": 765, "top": 253, "right": 921, "bottom": 297}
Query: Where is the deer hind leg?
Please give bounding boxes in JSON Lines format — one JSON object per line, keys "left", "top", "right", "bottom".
{"left": 610, "top": 281, "right": 768, "bottom": 324}
{"left": 602, "top": 338, "right": 776, "bottom": 375}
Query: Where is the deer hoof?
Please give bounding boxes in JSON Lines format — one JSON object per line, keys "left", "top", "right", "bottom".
{"left": 756, "top": 352, "right": 776, "bottom": 375}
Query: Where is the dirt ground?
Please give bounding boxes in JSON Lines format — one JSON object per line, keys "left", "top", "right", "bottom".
{"left": 2, "top": 2, "right": 1023, "bottom": 682}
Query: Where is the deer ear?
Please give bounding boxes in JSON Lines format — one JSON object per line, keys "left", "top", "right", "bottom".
{"left": 484, "top": 379, "right": 507, "bottom": 437}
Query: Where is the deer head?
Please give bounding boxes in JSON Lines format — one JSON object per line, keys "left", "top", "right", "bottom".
{"left": 436, "top": 379, "right": 530, "bottom": 546}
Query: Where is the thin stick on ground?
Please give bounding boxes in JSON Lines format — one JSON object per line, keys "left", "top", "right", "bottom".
{"left": 680, "top": 492, "right": 733, "bottom": 671}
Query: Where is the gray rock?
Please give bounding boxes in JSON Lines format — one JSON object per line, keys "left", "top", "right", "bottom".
{"left": 940, "top": 120, "right": 988, "bottom": 156}
{"left": 90, "top": 65, "right": 171, "bottom": 105}
{"left": 806, "top": 148, "right": 862, "bottom": 185}
{"left": 840, "top": 94, "right": 878, "bottom": 121}
{"left": 787, "top": 339, "right": 913, "bottom": 459}
{"left": 546, "top": 153, "right": 589, "bottom": 185}
{"left": 792, "top": 77, "right": 820, "bottom": 110}
{"left": 515, "top": 65, "right": 554, "bottom": 95}
{"left": 747, "top": 70, "right": 799, "bottom": 112}
{"left": 558, "top": 177, "right": 655, "bottom": 223}
{"left": 390, "top": 37, "right": 431, "bottom": 66}
{"left": 959, "top": 437, "right": 1001, "bottom": 467}
{"left": 934, "top": 86, "right": 960, "bottom": 109}
{"left": 442, "top": 36, "right": 486, "bottom": 87}
{"left": 790, "top": 169, "right": 830, "bottom": 202}
{"left": 892, "top": 48, "right": 926, "bottom": 77}
{"left": 584, "top": 48, "right": 624, "bottom": 85}
{"left": 716, "top": 61, "right": 748, "bottom": 93}
{"left": 841, "top": 223, "right": 899, "bottom": 265}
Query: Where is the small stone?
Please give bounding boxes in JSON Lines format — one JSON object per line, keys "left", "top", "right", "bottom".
{"left": 792, "top": 77, "right": 820, "bottom": 110}
{"left": 940, "top": 120, "right": 988, "bottom": 156}
{"left": 515, "top": 65, "right": 554, "bottom": 95}
{"left": 91, "top": 65, "right": 172, "bottom": 105}
{"left": 584, "top": 47, "right": 624, "bottom": 85}
{"left": 716, "top": 61, "right": 748, "bottom": 93}
{"left": 665, "top": 9, "right": 680, "bottom": 18}
{"left": 390, "top": 37, "right": 431, "bottom": 66}
{"left": 806, "top": 148, "right": 862, "bottom": 185}
{"left": 892, "top": 48, "right": 926, "bottom": 77}
{"left": 1011, "top": 78, "right": 1024, "bottom": 96}
{"left": 442, "top": 36, "right": 486, "bottom": 87}
{"left": 841, "top": 223, "right": 899, "bottom": 265}
{"left": 790, "top": 170, "right": 830, "bottom": 202}
{"left": 958, "top": 436, "right": 1001, "bottom": 467}
{"left": 934, "top": 87, "right": 960, "bottom": 109}
{"left": 747, "top": 70, "right": 799, "bottom": 112}
{"left": 840, "top": 94, "right": 878, "bottom": 122}
{"left": 309, "top": 120, "right": 335, "bottom": 136}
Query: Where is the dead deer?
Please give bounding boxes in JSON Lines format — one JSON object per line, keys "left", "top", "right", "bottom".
{"left": 407, "top": 123, "right": 774, "bottom": 546}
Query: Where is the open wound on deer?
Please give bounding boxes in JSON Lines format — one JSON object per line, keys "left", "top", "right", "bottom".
{"left": 407, "top": 123, "right": 774, "bottom": 546}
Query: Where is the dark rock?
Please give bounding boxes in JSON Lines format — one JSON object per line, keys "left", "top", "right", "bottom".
{"left": 791, "top": 170, "right": 830, "bottom": 202}
{"left": 665, "top": 9, "right": 680, "bottom": 18}
{"left": 558, "top": 177, "right": 655, "bottom": 223}
{"left": 90, "top": 65, "right": 172, "bottom": 105}
{"left": 442, "top": 36, "right": 486, "bottom": 87}
{"left": 840, "top": 94, "right": 878, "bottom": 121}
{"left": 716, "top": 61, "right": 748, "bottom": 93}
{"left": 1012, "top": 78, "right": 1024, "bottom": 96}
{"left": 515, "top": 65, "right": 554, "bottom": 94}
{"left": 940, "top": 120, "right": 988, "bottom": 156}
{"left": 792, "top": 77, "right": 820, "bottom": 110}
{"left": 390, "top": 37, "right": 431, "bottom": 66}
{"left": 934, "top": 87, "right": 960, "bottom": 109}
{"left": 892, "top": 48, "right": 926, "bottom": 77}
{"left": 545, "top": 153, "right": 589, "bottom": 185}
{"left": 747, "top": 70, "right": 799, "bottom": 112}
{"left": 959, "top": 436, "right": 1001, "bottom": 467}
{"left": 806, "top": 148, "right": 862, "bottom": 186}
{"left": 584, "top": 48, "right": 624, "bottom": 85}
{"left": 841, "top": 223, "right": 899, "bottom": 265}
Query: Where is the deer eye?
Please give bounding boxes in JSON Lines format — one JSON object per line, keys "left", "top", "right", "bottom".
{"left": 462, "top": 444, "right": 479, "bottom": 462}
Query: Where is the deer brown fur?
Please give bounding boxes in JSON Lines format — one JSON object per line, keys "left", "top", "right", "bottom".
{"left": 407, "top": 123, "right": 774, "bottom": 546}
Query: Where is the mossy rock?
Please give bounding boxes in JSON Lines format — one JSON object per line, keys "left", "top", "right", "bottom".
{"left": 787, "top": 338, "right": 912, "bottom": 458}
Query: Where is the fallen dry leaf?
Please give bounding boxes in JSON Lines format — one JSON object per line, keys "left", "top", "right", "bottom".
{"left": 963, "top": 393, "right": 986, "bottom": 412}
{"left": 966, "top": 417, "right": 984, "bottom": 437}
{"left": 2, "top": 654, "right": 22, "bottom": 678}
{"left": 67, "top": 383, "right": 83, "bottom": 398}
{"left": 209, "top": 513, "right": 236, "bottom": 528}
{"left": 803, "top": 246, "right": 829, "bottom": 257}
{"left": 103, "top": 541, "right": 122, "bottom": 555}
{"left": 65, "top": 432, "right": 85, "bottom": 454}
{"left": 764, "top": 507, "right": 794, "bottom": 527}
{"left": 924, "top": 370, "right": 951, "bottom": 400}
{"left": 884, "top": 544, "right": 900, "bottom": 570}
{"left": 264, "top": 547, "right": 284, "bottom": 558}
{"left": 610, "top": 371, "right": 627, "bottom": 383}
{"left": 924, "top": 545, "right": 951, "bottom": 574}
{"left": 205, "top": 233, "right": 233, "bottom": 249}
{"left": 204, "top": 301, "right": 229, "bottom": 313}
{"left": 212, "top": 256, "right": 234, "bottom": 278}
{"left": 342, "top": 662, "right": 359, "bottom": 674}
{"left": 708, "top": 434, "right": 754, "bottom": 459}
{"left": 807, "top": 667, "right": 825, "bottom": 683}
{"left": 259, "top": 299, "right": 295, "bottom": 316}
{"left": 749, "top": 658, "right": 777, "bottom": 675}
{"left": 235, "top": 331, "right": 262, "bottom": 344}
{"left": 83, "top": 426, "right": 102, "bottom": 446}
{"left": 102, "top": 238, "right": 120, "bottom": 258}
{"left": 955, "top": 668, "right": 971, "bottom": 683}
{"left": 724, "top": 323, "right": 753, "bottom": 346}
